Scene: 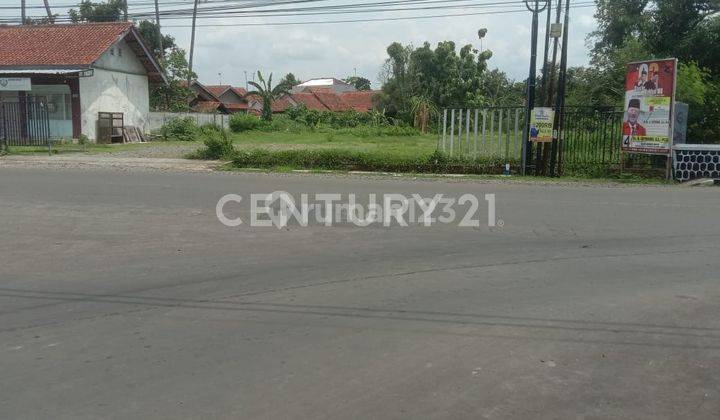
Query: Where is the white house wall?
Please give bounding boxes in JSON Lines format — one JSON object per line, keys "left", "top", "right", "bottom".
{"left": 79, "top": 38, "right": 150, "bottom": 141}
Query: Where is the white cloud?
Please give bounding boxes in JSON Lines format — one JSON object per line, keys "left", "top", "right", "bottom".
{"left": 166, "top": 3, "right": 599, "bottom": 89}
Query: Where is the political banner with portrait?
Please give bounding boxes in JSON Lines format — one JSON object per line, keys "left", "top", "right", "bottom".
{"left": 621, "top": 58, "right": 677, "bottom": 155}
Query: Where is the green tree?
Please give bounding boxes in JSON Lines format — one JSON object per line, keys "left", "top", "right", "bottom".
{"left": 248, "top": 71, "right": 290, "bottom": 122}
{"left": 69, "top": 0, "right": 126, "bottom": 22}
{"left": 150, "top": 48, "right": 194, "bottom": 112}
{"left": 584, "top": 0, "right": 720, "bottom": 142}
{"left": 345, "top": 76, "right": 372, "bottom": 91}
{"left": 276, "top": 73, "right": 301, "bottom": 92}
{"left": 137, "top": 20, "right": 177, "bottom": 59}
{"left": 409, "top": 95, "right": 437, "bottom": 133}
{"left": 378, "top": 40, "right": 493, "bottom": 122}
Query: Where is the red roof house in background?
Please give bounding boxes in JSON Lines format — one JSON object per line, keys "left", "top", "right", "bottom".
{"left": 187, "top": 78, "right": 378, "bottom": 116}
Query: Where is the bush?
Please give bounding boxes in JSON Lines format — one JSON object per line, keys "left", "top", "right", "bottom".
{"left": 161, "top": 117, "right": 198, "bottom": 141}
{"left": 229, "top": 113, "right": 265, "bottom": 132}
{"left": 196, "top": 129, "right": 235, "bottom": 160}
{"left": 231, "top": 149, "right": 514, "bottom": 174}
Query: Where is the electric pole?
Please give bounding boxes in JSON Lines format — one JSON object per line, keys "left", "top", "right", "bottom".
{"left": 187, "top": 0, "right": 199, "bottom": 87}
{"left": 540, "top": 0, "right": 552, "bottom": 104}
{"left": 123, "top": 0, "right": 128, "bottom": 21}
{"left": 154, "top": 0, "right": 163, "bottom": 58}
{"left": 43, "top": 0, "right": 53, "bottom": 21}
{"left": 21, "top": 0, "right": 26, "bottom": 24}
{"left": 549, "top": 0, "right": 570, "bottom": 177}
{"left": 546, "top": 0, "right": 563, "bottom": 104}
{"left": 521, "top": 0, "right": 548, "bottom": 175}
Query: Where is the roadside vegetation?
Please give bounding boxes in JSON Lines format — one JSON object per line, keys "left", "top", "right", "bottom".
{"left": 154, "top": 109, "right": 517, "bottom": 174}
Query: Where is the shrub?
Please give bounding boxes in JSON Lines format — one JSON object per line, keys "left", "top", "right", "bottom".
{"left": 197, "top": 129, "right": 235, "bottom": 160}
{"left": 199, "top": 122, "right": 223, "bottom": 135}
{"left": 229, "top": 113, "right": 264, "bottom": 132}
{"left": 231, "top": 148, "right": 515, "bottom": 174}
{"left": 285, "top": 104, "right": 308, "bottom": 121}
{"left": 161, "top": 117, "right": 198, "bottom": 141}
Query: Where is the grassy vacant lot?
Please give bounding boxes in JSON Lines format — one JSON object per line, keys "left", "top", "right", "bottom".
{"left": 229, "top": 130, "right": 439, "bottom": 157}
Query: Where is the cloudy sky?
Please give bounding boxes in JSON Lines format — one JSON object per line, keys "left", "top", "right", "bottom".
{"left": 6, "top": 0, "right": 599, "bottom": 89}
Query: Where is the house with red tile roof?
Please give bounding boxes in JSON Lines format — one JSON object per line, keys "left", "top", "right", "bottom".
{"left": 247, "top": 89, "right": 379, "bottom": 115}
{"left": 187, "top": 81, "right": 249, "bottom": 114}
{"left": 0, "top": 22, "right": 165, "bottom": 142}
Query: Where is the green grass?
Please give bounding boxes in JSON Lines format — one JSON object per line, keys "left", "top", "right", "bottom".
{"left": 4, "top": 140, "right": 198, "bottom": 156}
{"left": 228, "top": 130, "right": 439, "bottom": 157}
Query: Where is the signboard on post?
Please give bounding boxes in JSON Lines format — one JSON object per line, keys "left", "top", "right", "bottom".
{"left": 0, "top": 77, "right": 31, "bottom": 91}
{"left": 621, "top": 58, "right": 677, "bottom": 155}
{"left": 530, "top": 107, "right": 554, "bottom": 143}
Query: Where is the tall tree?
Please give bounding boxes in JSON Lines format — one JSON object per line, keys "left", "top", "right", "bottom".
{"left": 276, "top": 73, "right": 301, "bottom": 92}
{"left": 69, "top": 0, "right": 126, "bottom": 22}
{"left": 150, "top": 48, "right": 195, "bottom": 112}
{"left": 378, "top": 41, "right": 492, "bottom": 119}
{"left": 585, "top": 0, "right": 720, "bottom": 142}
{"left": 137, "top": 20, "right": 177, "bottom": 59}
{"left": 345, "top": 76, "right": 372, "bottom": 91}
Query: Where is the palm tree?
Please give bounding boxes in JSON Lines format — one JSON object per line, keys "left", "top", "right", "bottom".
{"left": 248, "top": 71, "right": 289, "bottom": 121}
{"left": 409, "top": 95, "right": 438, "bottom": 134}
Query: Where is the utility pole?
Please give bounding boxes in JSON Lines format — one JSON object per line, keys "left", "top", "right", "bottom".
{"left": 123, "top": 0, "right": 128, "bottom": 21}
{"left": 244, "top": 70, "right": 248, "bottom": 91}
{"left": 521, "top": 0, "right": 548, "bottom": 175}
{"left": 42, "top": 0, "right": 53, "bottom": 21}
{"left": 21, "top": 0, "right": 26, "bottom": 24}
{"left": 549, "top": 0, "right": 570, "bottom": 177}
{"left": 546, "top": 0, "right": 563, "bottom": 104}
{"left": 188, "top": 0, "right": 200, "bottom": 87}
{"left": 540, "top": 0, "right": 552, "bottom": 104}
{"left": 154, "top": 0, "right": 163, "bottom": 58}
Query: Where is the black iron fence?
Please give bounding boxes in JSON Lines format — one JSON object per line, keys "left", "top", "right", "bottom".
{"left": 0, "top": 100, "right": 51, "bottom": 147}
{"left": 439, "top": 105, "right": 663, "bottom": 176}
{"left": 559, "top": 107, "right": 623, "bottom": 173}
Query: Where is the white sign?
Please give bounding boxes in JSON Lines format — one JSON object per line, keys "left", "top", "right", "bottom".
{"left": 0, "top": 77, "right": 31, "bottom": 91}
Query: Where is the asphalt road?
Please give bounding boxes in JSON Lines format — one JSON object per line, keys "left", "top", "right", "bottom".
{"left": 1, "top": 166, "right": 719, "bottom": 419}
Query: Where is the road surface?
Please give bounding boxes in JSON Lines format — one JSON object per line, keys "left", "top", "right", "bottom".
{"left": 1, "top": 166, "right": 718, "bottom": 419}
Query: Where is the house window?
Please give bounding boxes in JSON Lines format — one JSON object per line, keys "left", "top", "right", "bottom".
{"left": 118, "top": 48, "right": 122, "bottom": 57}
{"left": 110, "top": 47, "right": 115, "bottom": 55}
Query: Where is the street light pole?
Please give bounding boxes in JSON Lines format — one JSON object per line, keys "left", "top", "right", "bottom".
{"left": 521, "top": 0, "right": 548, "bottom": 175}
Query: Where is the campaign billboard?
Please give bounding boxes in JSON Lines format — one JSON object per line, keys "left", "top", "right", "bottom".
{"left": 621, "top": 58, "right": 677, "bottom": 155}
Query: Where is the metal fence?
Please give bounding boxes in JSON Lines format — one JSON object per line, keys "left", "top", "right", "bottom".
{"left": 439, "top": 107, "right": 526, "bottom": 160}
{"left": 145, "top": 112, "right": 230, "bottom": 133}
{"left": 0, "top": 100, "right": 51, "bottom": 147}
{"left": 439, "top": 106, "right": 630, "bottom": 174}
{"left": 560, "top": 107, "right": 624, "bottom": 171}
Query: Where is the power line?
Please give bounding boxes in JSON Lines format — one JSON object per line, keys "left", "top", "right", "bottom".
{"left": 163, "top": 2, "right": 594, "bottom": 27}
{"left": 1, "top": 0, "right": 594, "bottom": 25}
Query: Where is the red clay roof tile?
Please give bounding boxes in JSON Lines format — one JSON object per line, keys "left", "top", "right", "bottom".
{"left": 0, "top": 22, "right": 134, "bottom": 67}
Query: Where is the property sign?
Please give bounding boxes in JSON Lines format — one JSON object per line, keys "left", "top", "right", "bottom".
{"left": 621, "top": 58, "right": 677, "bottom": 155}
{"left": 0, "top": 77, "right": 31, "bottom": 91}
{"left": 529, "top": 107, "right": 554, "bottom": 143}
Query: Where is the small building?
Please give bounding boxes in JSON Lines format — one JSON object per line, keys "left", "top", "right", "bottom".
{"left": 0, "top": 22, "right": 165, "bottom": 142}
{"left": 187, "top": 81, "right": 249, "bottom": 114}
{"left": 290, "top": 78, "right": 356, "bottom": 94}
